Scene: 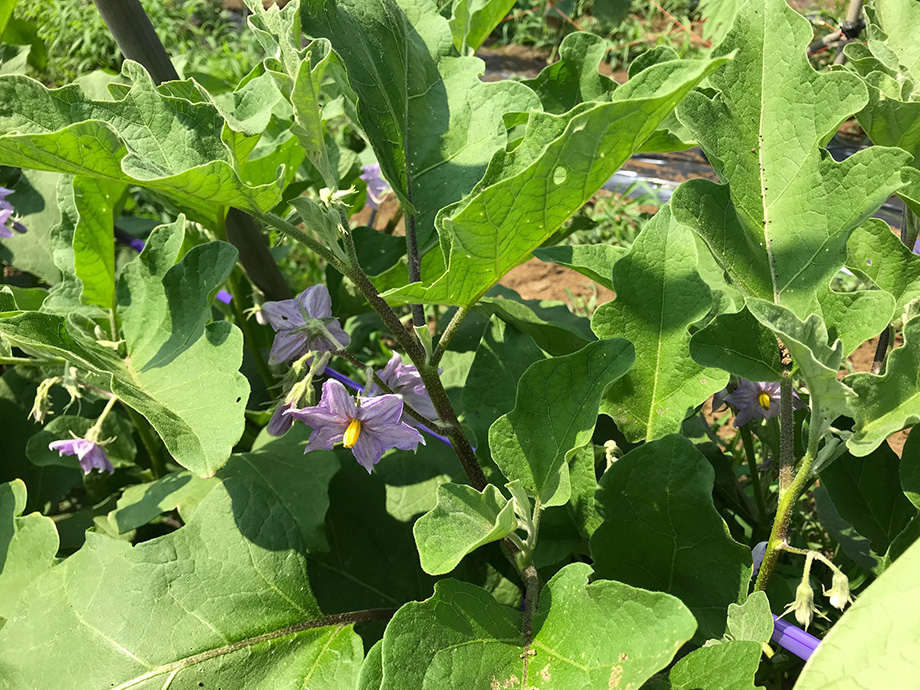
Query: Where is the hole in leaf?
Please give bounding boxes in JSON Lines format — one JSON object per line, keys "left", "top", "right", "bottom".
{"left": 866, "top": 259, "right": 872, "bottom": 266}
{"left": 236, "top": 396, "right": 242, "bottom": 403}
{"left": 553, "top": 166, "right": 567, "bottom": 185}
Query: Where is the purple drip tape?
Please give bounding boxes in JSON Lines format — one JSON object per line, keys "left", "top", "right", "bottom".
{"left": 772, "top": 614, "right": 820, "bottom": 661}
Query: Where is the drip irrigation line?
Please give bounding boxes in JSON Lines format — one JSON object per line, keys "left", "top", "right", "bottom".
{"left": 772, "top": 615, "right": 820, "bottom": 661}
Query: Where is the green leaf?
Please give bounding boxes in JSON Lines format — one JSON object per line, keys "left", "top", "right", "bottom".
{"left": 690, "top": 308, "right": 784, "bottom": 382}
{"left": 746, "top": 299, "right": 853, "bottom": 451}
{"left": 475, "top": 285, "right": 595, "bottom": 356}
{"left": 794, "top": 537, "right": 920, "bottom": 690}
{"left": 591, "top": 435, "right": 752, "bottom": 639}
{"left": 107, "top": 471, "right": 217, "bottom": 534}
{"left": 522, "top": 32, "right": 617, "bottom": 114}
{"left": 0, "top": 479, "right": 364, "bottom": 689}
{"left": 666, "top": 641, "right": 763, "bottom": 690}
{"left": 385, "top": 53, "right": 729, "bottom": 307}
{"left": 450, "top": 0, "right": 517, "bottom": 54}
{"left": 726, "top": 591, "right": 773, "bottom": 644}
{"left": 489, "top": 338, "right": 634, "bottom": 507}
{"left": 0, "top": 170, "right": 61, "bottom": 284}
{"left": 377, "top": 562, "right": 697, "bottom": 689}
{"left": 820, "top": 442, "right": 917, "bottom": 555}
{"left": 900, "top": 427, "right": 920, "bottom": 510}
{"left": 0, "top": 62, "right": 285, "bottom": 217}
{"left": 671, "top": 0, "right": 907, "bottom": 343}
{"left": 413, "top": 482, "right": 516, "bottom": 575}
{"left": 26, "top": 413, "right": 137, "bottom": 470}
{"left": 591, "top": 206, "right": 728, "bottom": 442}
{"left": 533, "top": 244, "right": 626, "bottom": 291}
{"left": 70, "top": 176, "right": 123, "bottom": 310}
{"left": 0, "top": 479, "right": 58, "bottom": 621}
{"left": 846, "top": 313, "right": 920, "bottom": 456}
{"left": 0, "top": 218, "right": 250, "bottom": 477}
{"left": 356, "top": 640, "right": 384, "bottom": 690}
{"left": 846, "top": 218, "right": 920, "bottom": 316}
{"left": 218, "top": 429, "right": 340, "bottom": 552}
{"left": 302, "top": 0, "right": 539, "bottom": 251}
{"left": 814, "top": 486, "right": 880, "bottom": 571}
{"left": 462, "top": 317, "right": 546, "bottom": 452}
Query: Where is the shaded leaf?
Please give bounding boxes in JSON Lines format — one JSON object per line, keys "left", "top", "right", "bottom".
{"left": 591, "top": 434, "right": 751, "bottom": 639}
{"left": 107, "top": 471, "right": 216, "bottom": 534}
{"left": 490, "top": 338, "right": 634, "bottom": 507}
{"left": 533, "top": 244, "right": 625, "bottom": 291}
{"left": 0, "top": 170, "right": 61, "bottom": 284}
{"left": 690, "top": 308, "right": 784, "bottom": 382}
{"left": 900, "top": 427, "right": 920, "bottom": 510}
{"left": 591, "top": 206, "right": 728, "bottom": 442}
{"left": 666, "top": 641, "right": 763, "bottom": 690}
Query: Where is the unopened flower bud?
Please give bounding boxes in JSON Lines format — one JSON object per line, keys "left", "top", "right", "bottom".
{"left": 824, "top": 570, "right": 853, "bottom": 611}
{"left": 785, "top": 581, "right": 817, "bottom": 629}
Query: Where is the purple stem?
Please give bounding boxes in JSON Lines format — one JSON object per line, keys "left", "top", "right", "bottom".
{"left": 772, "top": 614, "right": 820, "bottom": 661}
{"left": 116, "top": 229, "right": 232, "bottom": 304}
{"left": 324, "top": 366, "right": 455, "bottom": 449}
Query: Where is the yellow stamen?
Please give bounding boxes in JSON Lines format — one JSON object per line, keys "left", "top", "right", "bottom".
{"left": 343, "top": 419, "right": 362, "bottom": 448}
{"left": 758, "top": 391, "right": 771, "bottom": 411}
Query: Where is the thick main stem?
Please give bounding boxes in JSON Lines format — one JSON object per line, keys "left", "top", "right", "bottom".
{"left": 778, "top": 370, "right": 795, "bottom": 493}
{"left": 405, "top": 213, "right": 426, "bottom": 329}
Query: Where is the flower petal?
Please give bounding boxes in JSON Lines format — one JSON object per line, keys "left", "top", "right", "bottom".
{"left": 263, "top": 298, "right": 306, "bottom": 332}
{"left": 266, "top": 404, "right": 294, "bottom": 437}
{"left": 376, "top": 421, "right": 425, "bottom": 451}
{"left": 49, "top": 439, "right": 83, "bottom": 456}
{"left": 351, "top": 432, "right": 385, "bottom": 472}
{"left": 268, "top": 331, "right": 309, "bottom": 365}
{"left": 357, "top": 393, "right": 404, "bottom": 427}
{"left": 304, "top": 425, "right": 345, "bottom": 453}
{"left": 80, "top": 444, "right": 114, "bottom": 474}
{"left": 319, "top": 379, "right": 357, "bottom": 419}
{"left": 298, "top": 284, "right": 333, "bottom": 319}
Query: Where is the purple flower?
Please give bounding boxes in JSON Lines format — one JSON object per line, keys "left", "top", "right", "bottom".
{"left": 360, "top": 163, "right": 391, "bottom": 210}
{"left": 722, "top": 379, "right": 807, "bottom": 427}
{"left": 288, "top": 379, "right": 424, "bottom": 472}
{"left": 913, "top": 238, "right": 919, "bottom": 255}
{"left": 49, "top": 438, "right": 114, "bottom": 475}
{"left": 262, "top": 285, "right": 350, "bottom": 365}
{"left": 368, "top": 353, "right": 437, "bottom": 421}
{"left": 0, "top": 187, "right": 26, "bottom": 239}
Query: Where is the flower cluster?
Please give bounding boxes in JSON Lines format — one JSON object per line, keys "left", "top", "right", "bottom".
{"left": 714, "top": 379, "right": 806, "bottom": 427}
{"left": 369, "top": 352, "right": 438, "bottom": 422}
{"left": 0, "top": 187, "right": 27, "bottom": 238}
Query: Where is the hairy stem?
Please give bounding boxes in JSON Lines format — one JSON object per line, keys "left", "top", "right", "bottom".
{"left": 431, "top": 306, "right": 469, "bottom": 367}
{"left": 871, "top": 325, "right": 892, "bottom": 375}
{"left": 778, "top": 371, "right": 795, "bottom": 493}
{"left": 405, "top": 213, "right": 426, "bottom": 329}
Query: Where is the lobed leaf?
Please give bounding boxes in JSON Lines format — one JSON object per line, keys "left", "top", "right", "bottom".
{"left": 846, "top": 218, "right": 920, "bottom": 315}
{"left": 591, "top": 205, "right": 728, "bottom": 442}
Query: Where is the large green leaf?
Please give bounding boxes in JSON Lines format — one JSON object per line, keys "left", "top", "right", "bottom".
{"left": 659, "top": 641, "right": 763, "bottom": 690}
{"left": 70, "top": 176, "right": 122, "bottom": 310}
{"left": 301, "top": 0, "right": 539, "bottom": 251}
{"left": 846, "top": 313, "right": 920, "bottom": 456}
{"left": 0, "top": 479, "right": 58, "bottom": 621}
{"left": 0, "top": 62, "right": 284, "bottom": 218}
{"left": 522, "top": 32, "right": 617, "bottom": 114}
{"left": 450, "top": 0, "right": 517, "bottom": 54}
{"left": 107, "top": 471, "right": 217, "bottom": 534}
{"left": 413, "top": 482, "right": 516, "bottom": 575}
{"left": 532, "top": 244, "right": 625, "bottom": 292}
{"left": 591, "top": 435, "right": 751, "bottom": 639}
{"left": 671, "top": 0, "right": 906, "bottom": 346}
{"left": 489, "top": 338, "right": 634, "bottom": 507}
{"left": 820, "top": 441, "right": 917, "bottom": 555}
{"left": 0, "top": 479, "right": 363, "bottom": 689}
{"left": 846, "top": 218, "right": 920, "bottom": 315}
{"left": 900, "top": 427, "right": 920, "bottom": 509}
{"left": 793, "top": 537, "right": 920, "bottom": 689}
{"left": 591, "top": 206, "right": 728, "bottom": 442}
{"left": 377, "top": 562, "right": 697, "bottom": 689}
{"left": 0, "top": 218, "right": 250, "bottom": 477}
{"left": 384, "top": 52, "right": 729, "bottom": 307}
{"left": 690, "top": 308, "right": 784, "bottom": 382}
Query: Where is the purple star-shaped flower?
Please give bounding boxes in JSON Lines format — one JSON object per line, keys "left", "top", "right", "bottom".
{"left": 48, "top": 438, "right": 114, "bottom": 474}
{"left": 360, "top": 163, "right": 391, "bottom": 210}
{"left": 0, "top": 187, "right": 26, "bottom": 239}
{"left": 368, "top": 353, "right": 437, "bottom": 421}
{"left": 288, "top": 379, "right": 424, "bottom": 472}
{"left": 262, "top": 285, "right": 350, "bottom": 365}
{"left": 721, "top": 379, "right": 806, "bottom": 427}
